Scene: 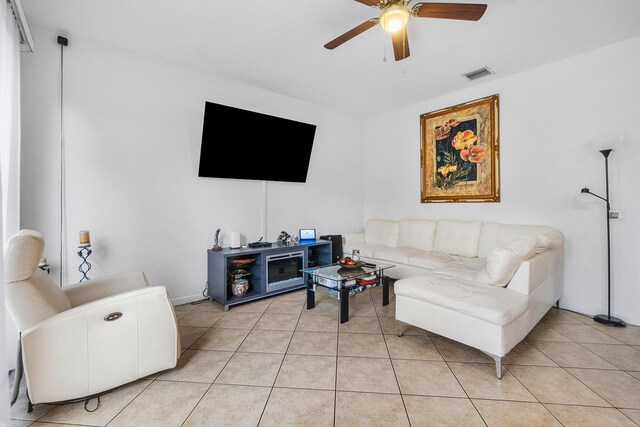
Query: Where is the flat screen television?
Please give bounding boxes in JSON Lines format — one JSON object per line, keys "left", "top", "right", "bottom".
{"left": 198, "top": 101, "right": 317, "bottom": 183}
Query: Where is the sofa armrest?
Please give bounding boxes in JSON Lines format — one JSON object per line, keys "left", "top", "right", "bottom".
{"left": 342, "top": 233, "right": 365, "bottom": 246}
{"left": 63, "top": 272, "right": 149, "bottom": 307}
{"left": 21, "top": 286, "right": 179, "bottom": 404}
{"left": 508, "top": 246, "right": 564, "bottom": 295}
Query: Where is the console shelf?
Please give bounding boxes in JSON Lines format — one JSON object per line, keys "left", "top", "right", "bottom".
{"left": 207, "top": 240, "right": 331, "bottom": 310}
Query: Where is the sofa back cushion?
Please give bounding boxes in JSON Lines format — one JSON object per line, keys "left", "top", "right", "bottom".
{"left": 474, "top": 234, "right": 538, "bottom": 287}
{"left": 398, "top": 220, "right": 437, "bottom": 251}
{"left": 365, "top": 219, "right": 399, "bottom": 248}
{"left": 433, "top": 220, "right": 482, "bottom": 258}
{"left": 478, "top": 223, "right": 556, "bottom": 258}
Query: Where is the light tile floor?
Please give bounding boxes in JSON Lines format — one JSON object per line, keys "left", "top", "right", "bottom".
{"left": 8, "top": 283, "right": 640, "bottom": 426}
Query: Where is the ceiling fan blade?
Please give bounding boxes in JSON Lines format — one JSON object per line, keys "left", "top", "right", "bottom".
{"left": 324, "top": 19, "right": 378, "bottom": 50}
{"left": 354, "top": 0, "right": 381, "bottom": 6}
{"left": 391, "top": 28, "right": 410, "bottom": 61}
{"left": 412, "top": 3, "right": 487, "bottom": 21}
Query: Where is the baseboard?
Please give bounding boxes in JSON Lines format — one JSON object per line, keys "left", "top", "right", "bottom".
{"left": 559, "top": 300, "right": 639, "bottom": 326}
{"left": 171, "top": 293, "right": 207, "bottom": 306}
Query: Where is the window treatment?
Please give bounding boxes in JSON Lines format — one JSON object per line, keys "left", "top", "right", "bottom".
{"left": 1, "top": 1, "right": 22, "bottom": 423}
{"left": 1, "top": 0, "right": 21, "bottom": 245}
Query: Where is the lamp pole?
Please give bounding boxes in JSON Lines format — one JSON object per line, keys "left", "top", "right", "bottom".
{"left": 585, "top": 149, "right": 625, "bottom": 327}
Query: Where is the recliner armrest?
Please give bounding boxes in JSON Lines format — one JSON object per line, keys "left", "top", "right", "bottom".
{"left": 63, "top": 271, "right": 149, "bottom": 307}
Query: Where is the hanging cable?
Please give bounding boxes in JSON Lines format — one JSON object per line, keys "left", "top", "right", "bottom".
{"left": 57, "top": 36, "right": 68, "bottom": 287}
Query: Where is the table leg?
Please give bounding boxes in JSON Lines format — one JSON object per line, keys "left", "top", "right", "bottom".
{"left": 382, "top": 274, "right": 389, "bottom": 306}
{"left": 339, "top": 286, "right": 349, "bottom": 323}
{"left": 306, "top": 281, "right": 315, "bottom": 310}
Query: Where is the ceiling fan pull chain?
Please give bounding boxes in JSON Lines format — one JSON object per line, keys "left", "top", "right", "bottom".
{"left": 382, "top": 30, "right": 387, "bottom": 62}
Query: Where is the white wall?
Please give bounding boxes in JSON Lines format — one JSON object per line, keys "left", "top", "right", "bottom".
{"left": 20, "top": 26, "right": 364, "bottom": 303}
{"left": 364, "top": 36, "right": 640, "bottom": 325}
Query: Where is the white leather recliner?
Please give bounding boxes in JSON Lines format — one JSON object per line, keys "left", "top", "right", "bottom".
{"left": 4, "top": 230, "right": 180, "bottom": 409}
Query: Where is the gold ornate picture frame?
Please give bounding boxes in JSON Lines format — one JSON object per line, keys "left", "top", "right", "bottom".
{"left": 420, "top": 94, "right": 500, "bottom": 203}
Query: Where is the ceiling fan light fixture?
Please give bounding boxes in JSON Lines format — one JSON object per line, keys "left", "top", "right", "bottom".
{"left": 379, "top": 5, "right": 410, "bottom": 33}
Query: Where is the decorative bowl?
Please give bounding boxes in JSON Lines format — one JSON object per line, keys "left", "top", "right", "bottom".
{"left": 230, "top": 258, "right": 256, "bottom": 267}
{"left": 338, "top": 261, "right": 364, "bottom": 270}
{"left": 231, "top": 279, "right": 249, "bottom": 297}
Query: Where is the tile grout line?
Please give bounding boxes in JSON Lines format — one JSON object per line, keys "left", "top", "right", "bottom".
{"left": 177, "top": 305, "right": 241, "bottom": 427}
{"left": 574, "top": 340, "right": 635, "bottom": 371}
{"left": 526, "top": 339, "right": 621, "bottom": 371}
{"left": 430, "top": 337, "right": 489, "bottom": 427}
{"left": 255, "top": 297, "right": 305, "bottom": 427}
{"left": 560, "top": 365, "right": 626, "bottom": 409}
{"left": 498, "top": 364, "right": 567, "bottom": 426}
{"left": 512, "top": 320, "right": 626, "bottom": 410}
{"left": 180, "top": 297, "right": 277, "bottom": 427}
{"left": 544, "top": 320, "right": 626, "bottom": 345}
{"left": 381, "top": 318, "right": 412, "bottom": 426}
{"left": 101, "top": 375, "right": 159, "bottom": 426}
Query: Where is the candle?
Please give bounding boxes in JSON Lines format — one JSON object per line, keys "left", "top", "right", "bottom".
{"left": 39, "top": 257, "right": 47, "bottom": 266}
{"left": 79, "top": 230, "right": 91, "bottom": 245}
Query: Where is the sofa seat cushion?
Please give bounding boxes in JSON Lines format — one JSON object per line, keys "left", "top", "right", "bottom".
{"left": 394, "top": 275, "right": 529, "bottom": 327}
{"left": 372, "top": 247, "right": 420, "bottom": 264}
{"left": 407, "top": 252, "right": 455, "bottom": 270}
{"left": 431, "top": 257, "right": 487, "bottom": 281}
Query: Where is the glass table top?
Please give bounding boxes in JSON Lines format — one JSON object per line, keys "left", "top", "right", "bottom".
{"left": 301, "top": 262, "right": 394, "bottom": 281}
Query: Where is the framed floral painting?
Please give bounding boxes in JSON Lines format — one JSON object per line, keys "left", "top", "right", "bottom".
{"left": 420, "top": 94, "right": 500, "bottom": 203}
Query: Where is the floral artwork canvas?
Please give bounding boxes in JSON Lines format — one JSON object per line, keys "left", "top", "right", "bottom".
{"left": 420, "top": 95, "right": 500, "bottom": 203}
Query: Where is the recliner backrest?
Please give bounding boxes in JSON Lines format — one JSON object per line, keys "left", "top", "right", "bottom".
{"left": 4, "top": 230, "right": 71, "bottom": 331}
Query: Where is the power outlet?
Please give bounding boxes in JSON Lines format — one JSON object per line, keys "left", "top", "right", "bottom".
{"left": 609, "top": 211, "right": 623, "bottom": 220}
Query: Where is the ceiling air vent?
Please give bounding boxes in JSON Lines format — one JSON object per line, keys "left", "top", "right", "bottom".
{"left": 463, "top": 67, "right": 494, "bottom": 81}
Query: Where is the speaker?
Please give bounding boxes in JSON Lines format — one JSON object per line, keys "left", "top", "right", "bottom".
{"left": 229, "top": 231, "right": 241, "bottom": 249}
{"left": 319, "top": 234, "right": 343, "bottom": 263}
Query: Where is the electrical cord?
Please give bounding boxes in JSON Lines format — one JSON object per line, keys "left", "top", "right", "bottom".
{"left": 58, "top": 37, "right": 67, "bottom": 288}
{"left": 189, "top": 281, "right": 209, "bottom": 305}
{"left": 84, "top": 396, "right": 100, "bottom": 412}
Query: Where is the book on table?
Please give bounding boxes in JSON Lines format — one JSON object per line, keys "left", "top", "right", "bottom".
{"left": 316, "top": 276, "right": 356, "bottom": 289}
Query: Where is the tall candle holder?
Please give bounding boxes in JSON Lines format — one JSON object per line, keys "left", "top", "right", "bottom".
{"left": 77, "top": 244, "right": 92, "bottom": 282}
{"left": 38, "top": 257, "right": 50, "bottom": 275}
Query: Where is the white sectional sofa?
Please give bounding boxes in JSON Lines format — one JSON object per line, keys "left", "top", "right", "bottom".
{"left": 343, "top": 219, "right": 564, "bottom": 378}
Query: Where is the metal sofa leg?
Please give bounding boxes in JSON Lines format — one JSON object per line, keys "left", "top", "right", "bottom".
{"left": 397, "top": 320, "right": 403, "bottom": 337}
{"left": 494, "top": 356, "right": 502, "bottom": 379}
{"left": 480, "top": 350, "right": 503, "bottom": 379}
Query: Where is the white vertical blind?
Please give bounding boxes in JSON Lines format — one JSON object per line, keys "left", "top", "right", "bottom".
{"left": 1, "top": 1, "right": 23, "bottom": 423}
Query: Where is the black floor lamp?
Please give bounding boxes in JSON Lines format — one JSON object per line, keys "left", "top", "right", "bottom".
{"left": 579, "top": 137, "right": 625, "bottom": 327}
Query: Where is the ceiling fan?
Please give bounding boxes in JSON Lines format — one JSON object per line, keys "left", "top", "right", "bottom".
{"left": 324, "top": 1, "right": 487, "bottom": 61}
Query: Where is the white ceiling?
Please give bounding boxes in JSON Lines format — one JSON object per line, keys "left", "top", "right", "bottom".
{"left": 21, "top": 0, "right": 640, "bottom": 117}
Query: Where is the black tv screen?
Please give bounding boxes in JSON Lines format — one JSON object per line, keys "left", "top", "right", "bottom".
{"left": 198, "top": 102, "right": 317, "bottom": 183}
